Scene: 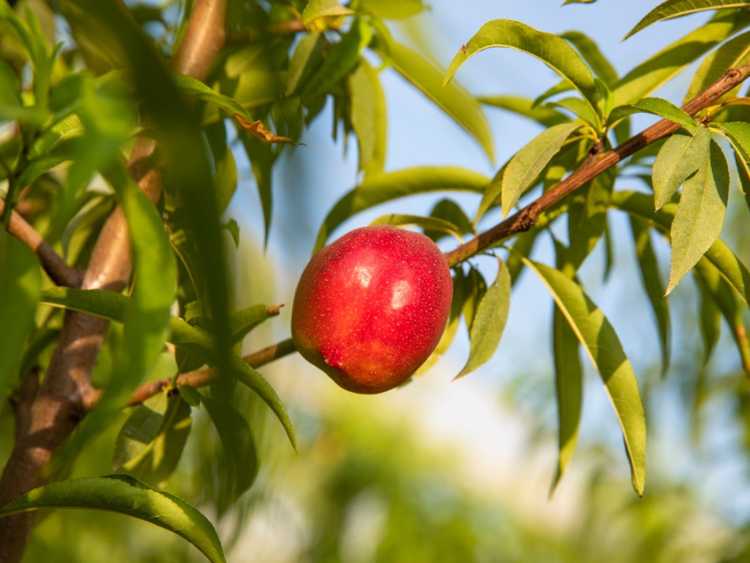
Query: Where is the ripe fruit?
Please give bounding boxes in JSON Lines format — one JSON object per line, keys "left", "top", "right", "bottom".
{"left": 292, "top": 226, "right": 453, "bottom": 393}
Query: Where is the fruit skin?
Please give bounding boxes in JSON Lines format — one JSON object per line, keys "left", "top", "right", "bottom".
{"left": 292, "top": 226, "right": 453, "bottom": 393}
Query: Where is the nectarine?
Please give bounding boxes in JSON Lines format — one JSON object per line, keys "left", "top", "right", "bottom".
{"left": 292, "top": 226, "right": 452, "bottom": 393}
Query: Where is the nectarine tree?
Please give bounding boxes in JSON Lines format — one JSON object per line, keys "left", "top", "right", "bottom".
{"left": 0, "top": 0, "right": 749, "bottom": 561}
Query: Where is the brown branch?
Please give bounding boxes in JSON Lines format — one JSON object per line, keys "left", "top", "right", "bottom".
{"left": 127, "top": 337, "right": 297, "bottom": 406}
{"left": 0, "top": 2, "right": 227, "bottom": 561}
{"left": 444, "top": 64, "right": 750, "bottom": 267}
{"left": 0, "top": 198, "right": 82, "bottom": 288}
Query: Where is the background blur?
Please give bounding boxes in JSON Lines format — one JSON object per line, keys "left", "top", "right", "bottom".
{"left": 20, "top": 1, "right": 750, "bottom": 561}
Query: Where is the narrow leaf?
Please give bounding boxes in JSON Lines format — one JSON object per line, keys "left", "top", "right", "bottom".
{"left": 379, "top": 30, "right": 494, "bottom": 162}
{"left": 313, "top": 166, "right": 489, "bottom": 251}
{"left": 625, "top": 0, "right": 750, "bottom": 39}
{"left": 0, "top": 475, "right": 225, "bottom": 563}
{"left": 608, "top": 97, "right": 698, "bottom": 134}
{"left": 477, "top": 94, "right": 570, "bottom": 127}
{"left": 697, "top": 278, "right": 722, "bottom": 365}
{"left": 502, "top": 122, "right": 580, "bottom": 216}
{"left": 560, "top": 31, "right": 618, "bottom": 86}
{"left": 349, "top": 59, "right": 387, "bottom": 176}
{"left": 523, "top": 258, "right": 647, "bottom": 495}
{"left": 629, "top": 217, "right": 671, "bottom": 376}
{"left": 0, "top": 233, "right": 40, "bottom": 399}
{"left": 668, "top": 141, "right": 729, "bottom": 294}
{"left": 456, "top": 259, "right": 511, "bottom": 379}
{"left": 652, "top": 127, "right": 712, "bottom": 209}
{"left": 370, "top": 214, "right": 462, "bottom": 238}
{"left": 614, "top": 10, "right": 750, "bottom": 106}
{"left": 286, "top": 32, "right": 320, "bottom": 96}
{"left": 686, "top": 29, "right": 750, "bottom": 100}
{"left": 446, "top": 20, "right": 601, "bottom": 118}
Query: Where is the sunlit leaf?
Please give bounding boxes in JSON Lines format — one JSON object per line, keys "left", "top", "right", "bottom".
{"left": 611, "top": 190, "right": 750, "bottom": 306}
{"left": 560, "top": 30, "right": 618, "bottom": 86}
{"left": 0, "top": 233, "right": 40, "bottom": 400}
{"left": 230, "top": 304, "right": 281, "bottom": 344}
{"left": 0, "top": 474, "right": 225, "bottom": 563}
{"left": 378, "top": 28, "right": 494, "bottom": 162}
{"left": 685, "top": 29, "right": 750, "bottom": 100}
{"left": 613, "top": 10, "right": 750, "bottom": 106}
{"left": 567, "top": 167, "right": 614, "bottom": 268}
{"left": 629, "top": 217, "right": 671, "bottom": 376}
{"left": 446, "top": 20, "right": 601, "bottom": 118}
{"left": 652, "top": 128, "right": 712, "bottom": 210}
{"left": 695, "top": 259, "right": 750, "bottom": 373}
{"left": 302, "top": 0, "right": 353, "bottom": 29}
{"left": 608, "top": 97, "right": 698, "bottom": 134}
{"left": 356, "top": 0, "right": 426, "bottom": 18}
{"left": 668, "top": 141, "right": 729, "bottom": 294}
{"left": 425, "top": 198, "right": 474, "bottom": 241}
{"left": 523, "top": 258, "right": 647, "bottom": 495}
{"left": 625, "top": 0, "right": 750, "bottom": 39}
{"left": 370, "top": 214, "right": 461, "bottom": 238}
{"left": 313, "top": 166, "right": 489, "bottom": 251}
{"left": 477, "top": 94, "right": 569, "bottom": 127}
{"left": 456, "top": 259, "right": 511, "bottom": 379}
{"left": 349, "top": 59, "right": 387, "bottom": 177}
{"left": 502, "top": 122, "right": 581, "bottom": 216}
{"left": 286, "top": 31, "right": 320, "bottom": 96}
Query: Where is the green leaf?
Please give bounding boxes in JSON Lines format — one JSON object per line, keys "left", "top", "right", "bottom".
{"left": 201, "top": 395, "right": 258, "bottom": 516}
{"left": 477, "top": 94, "right": 570, "bottom": 127}
{"left": 232, "top": 356, "right": 297, "bottom": 450}
{"left": 629, "top": 217, "right": 671, "bottom": 376}
{"left": 113, "top": 392, "right": 192, "bottom": 485}
{"left": 456, "top": 259, "right": 511, "bottom": 379}
{"left": 240, "top": 133, "right": 276, "bottom": 248}
{"left": 416, "top": 268, "right": 469, "bottom": 375}
{"left": 560, "top": 31, "right": 618, "bottom": 86}
{"left": 686, "top": 30, "right": 750, "bottom": 100}
{"left": 286, "top": 32, "right": 320, "bottom": 96}
{"left": 523, "top": 258, "right": 647, "bottom": 495}
{"left": 356, "top": 0, "right": 426, "bottom": 19}
{"left": 614, "top": 10, "right": 750, "bottom": 106}
{"left": 230, "top": 304, "right": 280, "bottom": 344}
{"left": 550, "top": 97, "right": 603, "bottom": 129}
{"left": 668, "top": 141, "right": 729, "bottom": 294}
{"left": 370, "top": 214, "right": 461, "bottom": 238}
{"left": 697, "top": 278, "right": 722, "bottom": 365}
{"left": 446, "top": 20, "right": 601, "bottom": 118}
{"left": 713, "top": 121, "right": 750, "bottom": 162}
{"left": 695, "top": 259, "right": 750, "bottom": 372}
{"left": 302, "top": 0, "right": 354, "bottom": 28}
{"left": 0, "top": 232, "right": 40, "bottom": 399}
{"left": 302, "top": 19, "right": 371, "bottom": 101}
{"left": 567, "top": 167, "right": 615, "bottom": 268}
{"left": 425, "top": 198, "right": 474, "bottom": 241}
{"left": 206, "top": 121, "right": 238, "bottom": 214}
{"left": 313, "top": 166, "right": 489, "bottom": 251}
{"left": 175, "top": 74, "right": 247, "bottom": 120}
{"left": 625, "top": 0, "right": 750, "bottom": 39}
{"left": 608, "top": 97, "right": 698, "bottom": 134}
{"left": 349, "top": 59, "right": 387, "bottom": 177}
{"left": 652, "top": 128, "right": 712, "bottom": 209}
{"left": 462, "top": 267, "right": 487, "bottom": 332}
{"left": 563, "top": 0, "right": 597, "bottom": 4}
{"left": 502, "top": 122, "right": 581, "bottom": 216}
{"left": 378, "top": 29, "right": 494, "bottom": 162}
{"left": 550, "top": 300, "right": 583, "bottom": 494}
{"left": 0, "top": 474, "right": 225, "bottom": 563}
{"left": 611, "top": 190, "right": 750, "bottom": 307}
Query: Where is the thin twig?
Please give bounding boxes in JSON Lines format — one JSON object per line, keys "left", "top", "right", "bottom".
{"left": 0, "top": 198, "right": 82, "bottom": 287}
{"left": 127, "top": 338, "right": 297, "bottom": 406}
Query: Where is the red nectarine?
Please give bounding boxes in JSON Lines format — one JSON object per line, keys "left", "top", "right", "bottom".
{"left": 291, "top": 226, "right": 452, "bottom": 393}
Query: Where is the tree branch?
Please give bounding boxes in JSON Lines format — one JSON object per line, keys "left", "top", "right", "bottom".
{"left": 0, "top": 198, "right": 81, "bottom": 288}
{"left": 444, "top": 64, "right": 750, "bottom": 267}
{"left": 0, "top": 2, "right": 227, "bottom": 561}
{"left": 127, "top": 338, "right": 297, "bottom": 406}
